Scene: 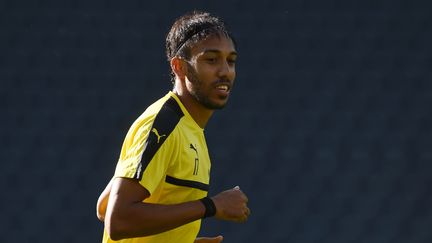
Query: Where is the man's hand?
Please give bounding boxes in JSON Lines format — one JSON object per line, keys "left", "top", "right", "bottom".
{"left": 195, "top": 235, "right": 223, "bottom": 243}
{"left": 211, "top": 186, "right": 250, "bottom": 222}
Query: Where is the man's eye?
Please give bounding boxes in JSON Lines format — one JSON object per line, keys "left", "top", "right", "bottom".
{"left": 228, "top": 59, "right": 236, "bottom": 65}
{"left": 206, "top": 58, "right": 217, "bottom": 63}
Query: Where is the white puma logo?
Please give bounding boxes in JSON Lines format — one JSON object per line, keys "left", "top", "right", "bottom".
{"left": 152, "top": 128, "right": 166, "bottom": 143}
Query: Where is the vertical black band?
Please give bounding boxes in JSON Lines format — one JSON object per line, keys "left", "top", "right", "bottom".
{"left": 133, "top": 96, "right": 184, "bottom": 180}
{"left": 199, "top": 197, "right": 217, "bottom": 218}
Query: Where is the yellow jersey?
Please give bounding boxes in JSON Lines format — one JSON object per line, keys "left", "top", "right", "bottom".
{"left": 103, "top": 92, "right": 211, "bottom": 243}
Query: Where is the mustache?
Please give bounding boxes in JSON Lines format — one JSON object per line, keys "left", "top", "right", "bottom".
{"left": 213, "top": 79, "right": 232, "bottom": 84}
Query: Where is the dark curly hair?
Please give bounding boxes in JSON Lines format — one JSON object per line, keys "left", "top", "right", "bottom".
{"left": 165, "top": 11, "right": 236, "bottom": 62}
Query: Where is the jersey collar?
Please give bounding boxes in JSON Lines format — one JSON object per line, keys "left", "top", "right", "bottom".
{"left": 168, "top": 91, "right": 204, "bottom": 131}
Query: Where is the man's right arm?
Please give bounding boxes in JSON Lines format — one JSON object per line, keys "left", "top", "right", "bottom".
{"left": 106, "top": 177, "right": 205, "bottom": 240}
{"left": 105, "top": 177, "right": 250, "bottom": 241}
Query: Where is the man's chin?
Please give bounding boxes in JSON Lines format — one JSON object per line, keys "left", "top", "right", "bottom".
{"left": 193, "top": 92, "right": 229, "bottom": 110}
{"left": 204, "top": 102, "right": 227, "bottom": 110}
{"left": 202, "top": 99, "right": 228, "bottom": 110}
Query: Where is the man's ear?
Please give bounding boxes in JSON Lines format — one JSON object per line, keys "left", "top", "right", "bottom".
{"left": 170, "top": 57, "right": 187, "bottom": 79}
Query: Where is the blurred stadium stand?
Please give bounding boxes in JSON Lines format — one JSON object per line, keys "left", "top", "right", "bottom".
{"left": 1, "top": 0, "right": 432, "bottom": 242}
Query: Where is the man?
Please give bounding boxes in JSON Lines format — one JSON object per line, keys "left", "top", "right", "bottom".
{"left": 96, "top": 11, "right": 250, "bottom": 243}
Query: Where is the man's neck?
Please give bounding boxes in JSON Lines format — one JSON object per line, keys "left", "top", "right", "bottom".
{"left": 173, "top": 90, "right": 214, "bottom": 129}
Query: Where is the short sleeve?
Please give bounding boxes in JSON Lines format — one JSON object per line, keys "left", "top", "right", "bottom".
{"left": 113, "top": 119, "right": 152, "bottom": 181}
{"left": 114, "top": 95, "right": 183, "bottom": 195}
{"left": 137, "top": 129, "right": 179, "bottom": 194}
{"left": 114, "top": 118, "right": 181, "bottom": 195}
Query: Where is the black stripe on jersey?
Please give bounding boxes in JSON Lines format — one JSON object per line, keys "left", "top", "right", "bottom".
{"left": 134, "top": 96, "right": 184, "bottom": 180}
{"left": 165, "top": 175, "right": 209, "bottom": 192}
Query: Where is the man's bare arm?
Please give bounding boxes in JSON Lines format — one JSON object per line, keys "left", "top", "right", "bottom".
{"left": 96, "top": 178, "right": 113, "bottom": 221}
{"left": 104, "top": 178, "right": 250, "bottom": 241}
{"left": 105, "top": 177, "right": 206, "bottom": 240}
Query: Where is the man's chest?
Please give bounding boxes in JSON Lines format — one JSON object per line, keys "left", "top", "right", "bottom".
{"left": 168, "top": 130, "right": 211, "bottom": 184}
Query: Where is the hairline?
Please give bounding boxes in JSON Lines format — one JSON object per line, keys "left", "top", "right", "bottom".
{"left": 176, "top": 32, "right": 236, "bottom": 60}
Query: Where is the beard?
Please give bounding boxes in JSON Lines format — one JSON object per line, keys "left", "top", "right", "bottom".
{"left": 186, "top": 66, "right": 228, "bottom": 110}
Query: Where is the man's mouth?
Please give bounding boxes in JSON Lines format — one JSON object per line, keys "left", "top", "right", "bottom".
{"left": 216, "top": 84, "right": 229, "bottom": 92}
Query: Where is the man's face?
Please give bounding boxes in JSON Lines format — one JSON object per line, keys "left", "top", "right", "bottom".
{"left": 184, "top": 34, "right": 237, "bottom": 110}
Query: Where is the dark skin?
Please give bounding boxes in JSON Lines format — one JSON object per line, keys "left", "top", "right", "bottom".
{"left": 98, "top": 35, "right": 250, "bottom": 242}
{"left": 97, "top": 179, "right": 247, "bottom": 242}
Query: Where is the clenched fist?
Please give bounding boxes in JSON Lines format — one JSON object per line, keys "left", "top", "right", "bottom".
{"left": 211, "top": 186, "right": 250, "bottom": 222}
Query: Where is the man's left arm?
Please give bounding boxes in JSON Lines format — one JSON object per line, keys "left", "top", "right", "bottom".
{"left": 96, "top": 178, "right": 113, "bottom": 221}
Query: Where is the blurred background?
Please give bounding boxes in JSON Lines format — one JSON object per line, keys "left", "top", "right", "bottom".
{"left": 1, "top": 0, "right": 432, "bottom": 242}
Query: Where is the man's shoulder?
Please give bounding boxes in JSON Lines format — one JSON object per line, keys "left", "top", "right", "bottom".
{"left": 134, "top": 93, "right": 184, "bottom": 139}
{"left": 133, "top": 93, "right": 180, "bottom": 121}
{"left": 143, "top": 92, "right": 183, "bottom": 117}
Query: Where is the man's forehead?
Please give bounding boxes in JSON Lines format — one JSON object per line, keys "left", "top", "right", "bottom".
{"left": 191, "top": 35, "right": 236, "bottom": 56}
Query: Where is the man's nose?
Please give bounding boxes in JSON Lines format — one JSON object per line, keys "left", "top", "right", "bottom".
{"left": 218, "top": 61, "right": 233, "bottom": 78}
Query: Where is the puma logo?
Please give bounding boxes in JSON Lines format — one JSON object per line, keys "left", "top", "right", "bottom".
{"left": 152, "top": 128, "right": 166, "bottom": 143}
{"left": 190, "top": 144, "right": 199, "bottom": 175}
{"left": 190, "top": 144, "right": 198, "bottom": 154}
